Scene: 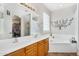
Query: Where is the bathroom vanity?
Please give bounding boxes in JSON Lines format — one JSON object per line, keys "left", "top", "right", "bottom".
{"left": 0, "top": 3, "right": 49, "bottom": 56}
{"left": 6, "top": 39, "right": 49, "bottom": 56}
{"left": 0, "top": 34, "right": 49, "bottom": 56}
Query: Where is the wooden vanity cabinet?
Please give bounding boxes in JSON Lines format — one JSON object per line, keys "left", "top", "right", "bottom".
{"left": 25, "top": 43, "right": 37, "bottom": 56}
{"left": 6, "top": 48, "right": 25, "bottom": 56}
{"left": 6, "top": 38, "right": 49, "bottom": 56}
{"left": 44, "top": 39, "right": 49, "bottom": 56}
{"left": 37, "top": 39, "right": 49, "bottom": 56}
{"left": 6, "top": 43, "right": 37, "bottom": 56}
{"left": 37, "top": 40, "right": 45, "bottom": 56}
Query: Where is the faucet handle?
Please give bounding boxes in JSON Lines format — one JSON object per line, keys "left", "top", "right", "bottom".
{"left": 72, "top": 37, "right": 75, "bottom": 40}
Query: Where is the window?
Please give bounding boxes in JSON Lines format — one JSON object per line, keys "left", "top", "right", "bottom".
{"left": 43, "top": 12, "right": 50, "bottom": 32}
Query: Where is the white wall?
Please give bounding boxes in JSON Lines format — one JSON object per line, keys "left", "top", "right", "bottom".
{"left": 51, "top": 4, "right": 77, "bottom": 35}
{"left": 31, "top": 3, "right": 51, "bottom": 34}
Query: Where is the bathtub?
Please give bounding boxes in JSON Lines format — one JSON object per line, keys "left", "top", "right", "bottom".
{"left": 49, "top": 34, "right": 77, "bottom": 52}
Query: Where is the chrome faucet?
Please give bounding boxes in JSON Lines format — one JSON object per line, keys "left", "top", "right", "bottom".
{"left": 70, "top": 37, "right": 77, "bottom": 43}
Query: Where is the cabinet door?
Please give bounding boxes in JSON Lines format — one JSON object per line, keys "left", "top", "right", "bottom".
{"left": 6, "top": 48, "right": 25, "bottom": 56}
{"left": 25, "top": 43, "right": 37, "bottom": 56}
{"left": 37, "top": 40, "right": 45, "bottom": 56}
{"left": 44, "top": 39, "right": 49, "bottom": 56}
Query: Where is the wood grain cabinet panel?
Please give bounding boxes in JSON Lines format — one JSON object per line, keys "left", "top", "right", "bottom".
{"left": 37, "top": 40, "right": 45, "bottom": 56}
{"left": 25, "top": 43, "right": 37, "bottom": 56}
{"left": 6, "top": 48, "right": 25, "bottom": 56}
{"left": 44, "top": 39, "right": 49, "bottom": 56}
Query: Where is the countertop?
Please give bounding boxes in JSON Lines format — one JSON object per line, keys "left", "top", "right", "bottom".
{"left": 0, "top": 34, "right": 49, "bottom": 56}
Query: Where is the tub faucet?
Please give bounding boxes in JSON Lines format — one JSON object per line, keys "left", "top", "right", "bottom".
{"left": 70, "top": 37, "right": 77, "bottom": 43}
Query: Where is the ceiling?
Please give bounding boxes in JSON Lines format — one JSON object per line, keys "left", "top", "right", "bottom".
{"left": 44, "top": 3, "right": 76, "bottom": 12}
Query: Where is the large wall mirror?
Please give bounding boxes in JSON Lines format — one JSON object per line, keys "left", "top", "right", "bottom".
{"left": 0, "top": 3, "right": 38, "bottom": 40}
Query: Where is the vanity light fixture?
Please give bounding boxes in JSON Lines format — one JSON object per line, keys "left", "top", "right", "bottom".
{"left": 20, "top": 3, "right": 36, "bottom": 12}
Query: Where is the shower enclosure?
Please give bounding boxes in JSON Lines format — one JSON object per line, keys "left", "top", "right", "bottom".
{"left": 49, "top": 3, "right": 78, "bottom": 54}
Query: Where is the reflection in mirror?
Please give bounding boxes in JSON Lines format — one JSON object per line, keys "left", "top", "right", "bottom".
{"left": 23, "top": 14, "right": 30, "bottom": 36}
{"left": 12, "top": 15, "right": 21, "bottom": 38}
{"left": 30, "top": 14, "right": 39, "bottom": 36}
